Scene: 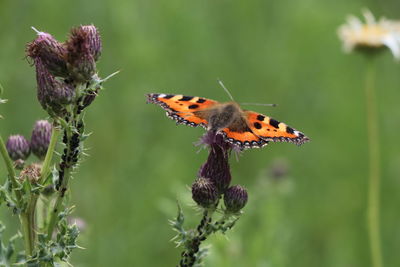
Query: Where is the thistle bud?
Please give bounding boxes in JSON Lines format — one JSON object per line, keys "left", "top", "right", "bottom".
{"left": 31, "top": 120, "right": 52, "bottom": 159}
{"left": 35, "top": 59, "right": 75, "bottom": 115}
{"left": 198, "top": 132, "right": 232, "bottom": 193}
{"left": 191, "top": 177, "right": 219, "bottom": 208}
{"left": 26, "top": 31, "right": 68, "bottom": 78}
{"left": 80, "top": 25, "right": 102, "bottom": 61}
{"left": 66, "top": 25, "right": 101, "bottom": 82}
{"left": 224, "top": 185, "right": 248, "bottom": 213}
{"left": 19, "top": 163, "right": 41, "bottom": 184}
{"left": 6, "top": 135, "right": 30, "bottom": 161}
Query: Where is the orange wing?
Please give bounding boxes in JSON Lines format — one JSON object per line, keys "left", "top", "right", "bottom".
{"left": 146, "top": 93, "right": 218, "bottom": 128}
{"left": 245, "top": 111, "right": 309, "bottom": 145}
{"left": 220, "top": 128, "right": 269, "bottom": 150}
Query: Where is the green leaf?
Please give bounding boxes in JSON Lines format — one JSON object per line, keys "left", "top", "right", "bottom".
{"left": 0, "top": 222, "right": 22, "bottom": 266}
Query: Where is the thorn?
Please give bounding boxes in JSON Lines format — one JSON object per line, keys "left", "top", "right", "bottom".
{"left": 31, "top": 26, "right": 41, "bottom": 34}
{"left": 101, "top": 70, "right": 120, "bottom": 82}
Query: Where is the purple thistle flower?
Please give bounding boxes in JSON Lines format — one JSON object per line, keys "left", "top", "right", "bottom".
{"left": 35, "top": 59, "right": 75, "bottom": 115}
{"left": 66, "top": 25, "right": 101, "bottom": 82}
{"left": 31, "top": 120, "right": 52, "bottom": 159}
{"left": 198, "top": 131, "right": 233, "bottom": 193}
{"left": 26, "top": 31, "right": 68, "bottom": 78}
{"left": 6, "top": 135, "right": 30, "bottom": 161}
{"left": 191, "top": 177, "right": 219, "bottom": 208}
{"left": 224, "top": 185, "right": 248, "bottom": 213}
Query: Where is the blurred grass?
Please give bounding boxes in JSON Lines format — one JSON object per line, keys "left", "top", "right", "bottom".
{"left": 1, "top": 0, "right": 400, "bottom": 266}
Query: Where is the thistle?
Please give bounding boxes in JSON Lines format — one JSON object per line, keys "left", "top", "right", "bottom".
{"left": 6, "top": 135, "right": 30, "bottom": 169}
{"left": 173, "top": 131, "right": 248, "bottom": 266}
{"left": 191, "top": 178, "right": 219, "bottom": 209}
{"left": 34, "top": 58, "right": 75, "bottom": 116}
{"left": 198, "top": 132, "right": 232, "bottom": 193}
{"left": 19, "top": 164, "right": 41, "bottom": 184}
{"left": 26, "top": 30, "right": 68, "bottom": 78}
{"left": 30, "top": 120, "right": 52, "bottom": 160}
{"left": 65, "top": 25, "right": 101, "bottom": 82}
{"left": 224, "top": 185, "right": 248, "bottom": 214}
{"left": 0, "top": 24, "right": 115, "bottom": 266}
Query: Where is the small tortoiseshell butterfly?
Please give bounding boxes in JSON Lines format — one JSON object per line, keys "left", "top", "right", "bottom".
{"left": 146, "top": 93, "right": 310, "bottom": 150}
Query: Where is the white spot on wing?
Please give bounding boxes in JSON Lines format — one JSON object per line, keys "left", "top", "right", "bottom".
{"left": 158, "top": 94, "right": 166, "bottom": 98}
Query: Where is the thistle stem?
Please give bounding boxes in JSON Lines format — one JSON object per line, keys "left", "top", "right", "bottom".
{"left": 22, "top": 195, "right": 39, "bottom": 256}
{"left": 39, "top": 125, "right": 61, "bottom": 184}
{"left": 365, "top": 59, "right": 383, "bottom": 267}
{"left": 46, "top": 119, "right": 80, "bottom": 241}
{"left": 180, "top": 209, "right": 214, "bottom": 267}
{"left": 20, "top": 214, "right": 33, "bottom": 257}
{"left": 46, "top": 163, "right": 71, "bottom": 241}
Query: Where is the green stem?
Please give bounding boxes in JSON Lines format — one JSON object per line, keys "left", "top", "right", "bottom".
{"left": 46, "top": 117, "right": 83, "bottom": 241}
{"left": 36, "top": 195, "right": 50, "bottom": 231}
{"left": 46, "top": 168, "right": 70, "bottom": 241}
{"left": 0, "top": 135, "right": 22, "bottom": 204}
{"left": 365, "top": 59, "right": 383, "bottom": 267}
{"left": 22, "top": 195, "right": 39, "bottom": 257}
{"left": 19, "top": 214, "right": 33, "bottom": 257}
{"left": 39, "top": 126, "right": 61, "bottom": 184}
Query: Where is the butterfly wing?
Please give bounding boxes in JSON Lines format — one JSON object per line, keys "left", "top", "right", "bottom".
{"left": 146, "top": 93, "right": 218, "bottom": 128}
{"left": 220, "top": 127, "right": 269, "bottom": 149}
{"left": 245, "top": 111, "right": 309, "bottom": 145}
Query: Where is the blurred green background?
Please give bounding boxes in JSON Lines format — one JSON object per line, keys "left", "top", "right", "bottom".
{"left": 1, "top": 0, "right": 400, "bottom": 266}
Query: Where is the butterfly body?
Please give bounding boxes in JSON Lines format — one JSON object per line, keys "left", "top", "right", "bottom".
{"left": 194, "top": 101, "right": 242, "bottom": 132}
{"left": 147, "top": 93, "right": 309, "bottom": 150}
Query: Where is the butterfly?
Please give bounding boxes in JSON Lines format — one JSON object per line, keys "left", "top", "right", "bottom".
{"left": 146, "top": 93, "right": 310, "bottom": 150}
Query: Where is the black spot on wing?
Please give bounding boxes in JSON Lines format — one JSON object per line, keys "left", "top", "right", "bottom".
{"left": 196, "top": 98, "right": 206, "bottom": 103}
{"left": 256, "top": 115, "right": 265, "bottom": 121}
{"left": 286, "top": 126, "right": 294, "bottom": 134}
{"left": 179, "top": 96, "right": 194, "bottom": 101}
{"left": 253, "top": 122, "right": 262, "bottom": 129}
{"left": 163, "top": 94, "right": 174, "bottom": 99}
{"left": 188, "top": 104, "right": 199, "bottom": 109}
{"left": 269, "top": 118, "right": 280, "bottom": 129}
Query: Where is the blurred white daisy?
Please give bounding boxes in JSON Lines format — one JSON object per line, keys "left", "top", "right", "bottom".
{"left": 338, "top": 9, "right": 400, "bottom": 60}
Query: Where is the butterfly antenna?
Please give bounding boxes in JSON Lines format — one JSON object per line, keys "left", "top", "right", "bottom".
{"left": 217, "top": 79, "right": 235, "bottom": 101}
{"left": 240, "top": 102, "right": 278, "bottom": 107}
